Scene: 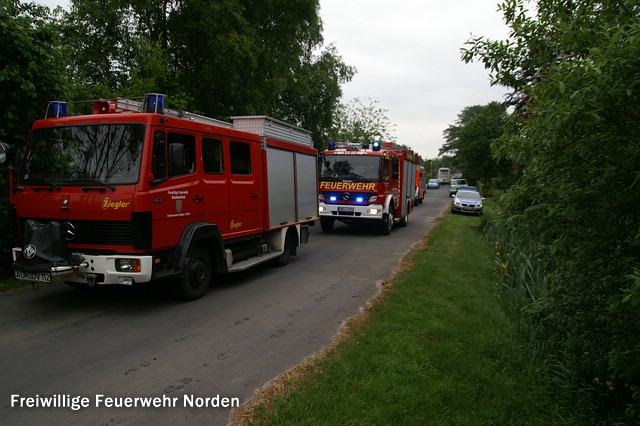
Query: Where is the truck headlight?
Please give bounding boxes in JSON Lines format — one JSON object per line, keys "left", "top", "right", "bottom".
{"left": 116, "top": 258, "right": 141, "bottom": 273}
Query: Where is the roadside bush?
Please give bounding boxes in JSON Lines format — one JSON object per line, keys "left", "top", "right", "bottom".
{"left": 481, "top": 201, "right": 640, "bottom": 423}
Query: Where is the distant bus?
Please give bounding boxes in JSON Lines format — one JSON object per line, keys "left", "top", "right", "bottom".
{"left": 437, "top": 167, "right": 451, "bottom": 184}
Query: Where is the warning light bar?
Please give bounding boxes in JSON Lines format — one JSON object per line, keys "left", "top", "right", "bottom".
{"left": 143, "top": 93, "right": 165, "bottom": 114}
{"left": 45, "top": 101, "right": 69, "bottom": 118}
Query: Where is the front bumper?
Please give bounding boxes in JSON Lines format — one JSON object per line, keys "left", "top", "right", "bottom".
{"left": 12, "top": 247, "right": 154, "bottom": 285}
{"left": 451, "top": 203, "right": 483, "bottom": 215}
{"left": 318, "top": 202, "right": 385, "bottom": 221}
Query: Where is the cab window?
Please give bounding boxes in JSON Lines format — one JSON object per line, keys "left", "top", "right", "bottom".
{"left": 230, "top": 141, "right": 251, "bottom": 175}
{"left": 202, "top": 137, "right": 223, "bottom": 174}
{"left": 167, "top": 132, "right": 196, "bottom": 177}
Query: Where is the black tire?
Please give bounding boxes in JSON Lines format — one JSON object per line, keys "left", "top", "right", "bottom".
{"left": 272, "top": 228, "right": 295, "bottom": 267}
{"left": 381, "top": 210, "right": 394, "bottom": 235}
{"left": 173, "top": 245, "right": 212, "bottom": 301}
{"left": 398, "top": 203, "right": 410, "bottom": 227}
{"left": 320, "top": 217, "right": 335, "bottom": 233}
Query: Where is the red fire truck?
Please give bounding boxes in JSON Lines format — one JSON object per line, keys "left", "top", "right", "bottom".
{"left": 318, "top": 141, "right": 419, "bottom": 235}
{"left": 0, "top": 94, "right": 318, "bottom": 300}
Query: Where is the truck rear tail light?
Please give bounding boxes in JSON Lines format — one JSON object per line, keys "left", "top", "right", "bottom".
{"left": 116, "top": 258, "right": 141, "bottom": 273}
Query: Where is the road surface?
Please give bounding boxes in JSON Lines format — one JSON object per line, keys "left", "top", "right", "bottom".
{"left": 0, "top": 187, "right": 451, "bottom": 425}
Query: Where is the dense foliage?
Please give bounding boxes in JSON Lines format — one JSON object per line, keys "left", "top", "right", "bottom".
{"left": 61, "top": 0, "right": 354, "bottom": 145}
{"left": 464, "top": 0, "right": 640, "bottom": 422}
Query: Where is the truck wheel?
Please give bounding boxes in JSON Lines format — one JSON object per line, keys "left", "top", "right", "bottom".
{"left": 320, "top": 217, "right": 335, "bottom": 232}
{"left": 174, "top": 246, "right": 212, "bottom": 301}
{"left": 398, "top": 202, "right": 410, "bottom": 227}
{"left": 398, "top": 211, "right": 409, "bottom": 227}
{"left": 272, "top": 228, "right": 295, "bottom": 267}
{"left": 381, "top": 211, "right": 394, "bottom": 235}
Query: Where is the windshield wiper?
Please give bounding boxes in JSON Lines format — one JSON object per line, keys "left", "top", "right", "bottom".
{"left": 27, "top": 178, "right": 61, "bottom": 191}
{"left": 69, "top": 179, "right": 116, "bottom": 192}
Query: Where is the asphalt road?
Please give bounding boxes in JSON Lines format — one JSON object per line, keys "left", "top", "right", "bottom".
{"left": 0, "top": 186, "right": 451, "bottom": 426}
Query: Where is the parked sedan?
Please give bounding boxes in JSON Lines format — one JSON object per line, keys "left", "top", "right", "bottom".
{"left": 427, "top": 179, "right": 440, "bottom": 189}
{"left": 451, "top": 190, "right": 484, "bottom": 215}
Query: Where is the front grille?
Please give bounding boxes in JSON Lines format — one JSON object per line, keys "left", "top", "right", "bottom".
{"left": 21, "top": 219, "right": 134, "bottom": 246}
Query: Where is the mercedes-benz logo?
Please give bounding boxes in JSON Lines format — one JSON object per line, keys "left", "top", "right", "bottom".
{"left": 64, "top": 222, "right": 76, "bottom": 241}
{"left": 342, "top": 192, "right": 351, "bottom": 201}
{"left": 23, "top": 244, "right": 37, "bottom": 259}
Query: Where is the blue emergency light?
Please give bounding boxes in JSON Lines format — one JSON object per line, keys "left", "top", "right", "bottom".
{"left": 143, "top": 93, "right": 165, "bottom": 114}
{"left": 328, "top": 141, "right": 336, "bottom": 150}
{"left": 329, "top": 195, "right": 338, "bottom": 202}
{"left": 372, "top": 141, "right": 381, "bottom": 151}
{"left": 356, "top": 196, "right": 364, "bottom": 203}
{"left": 46, "top": 101, "right": 69, "bottom": 118}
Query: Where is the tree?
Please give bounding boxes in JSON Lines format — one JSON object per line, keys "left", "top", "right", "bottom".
{"left": 63, "top": 0, "right": 353, "bottom": 147}
{"left": 0, "top": 0, "right": 68, "bottom": 146}
{"left": 464, "top": 0, "right": 640, "bottom": 421}
{"left": 326, "top": 98, "right": 396, "bottom": 149}
{"left": 440, "top": 102, "right": 508, "bottom": 185}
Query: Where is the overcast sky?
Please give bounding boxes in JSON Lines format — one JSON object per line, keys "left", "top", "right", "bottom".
{"left": 30, "top": 0, "right": 510, "bottom": 159}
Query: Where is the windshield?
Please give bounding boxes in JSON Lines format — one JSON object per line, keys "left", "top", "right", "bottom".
{"left": 320, "top": 155, "right": 382, "bottom": 181}
{"left": 457, "top": 191, "right": 481, "bottom": 200}
{"left": 21, "top": 124, "right": 145, "bottom": 186}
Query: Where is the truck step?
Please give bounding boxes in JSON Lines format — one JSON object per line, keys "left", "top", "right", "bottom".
{"left": 227, "top": 251, "right": 283, "bottom": 272}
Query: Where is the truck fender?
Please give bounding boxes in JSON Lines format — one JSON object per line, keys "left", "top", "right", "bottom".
{"left": 172, "top": 222, "right": 227, "bottom": 274}
{"left": 266, "top": 225, "right": 299, "bottom": 256}
{"left": 383, "top": 195, "right": 395, "bottom": 215}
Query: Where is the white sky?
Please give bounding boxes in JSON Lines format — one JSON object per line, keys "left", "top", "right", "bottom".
{"left": 30, "top": 0, "right": 510, "bottom": 159}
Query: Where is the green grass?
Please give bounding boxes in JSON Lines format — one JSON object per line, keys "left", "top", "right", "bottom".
{"left": 0, "top": 275, "right": 28, "bottom": 293}
{"left": 233, "top": 212, "right": 576, "bottom": 425}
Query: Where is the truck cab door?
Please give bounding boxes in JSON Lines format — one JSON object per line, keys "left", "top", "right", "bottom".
{"left": 149, "top": 130, "right": 203, "bottom": 249}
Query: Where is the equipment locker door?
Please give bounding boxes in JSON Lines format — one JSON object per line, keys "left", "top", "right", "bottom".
{"left": 227, "top": 140, "right": 263, "bottom": 236}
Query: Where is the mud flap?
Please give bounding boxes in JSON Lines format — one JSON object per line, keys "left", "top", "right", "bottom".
{"left": 13, "top": 220, "right": 71, "bottom": 273}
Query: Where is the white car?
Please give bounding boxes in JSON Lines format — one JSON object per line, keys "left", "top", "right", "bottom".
{"left": 427, "top": 179, "right": 440, "bottom": 189}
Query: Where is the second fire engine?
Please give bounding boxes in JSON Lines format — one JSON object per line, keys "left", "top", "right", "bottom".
{"left": 318, "top": 141, "right": 419, "bottom": 235}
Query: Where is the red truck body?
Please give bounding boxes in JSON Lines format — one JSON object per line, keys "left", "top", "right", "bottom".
{"left": 4, "top": 94, "right": 318, "bottom": 300}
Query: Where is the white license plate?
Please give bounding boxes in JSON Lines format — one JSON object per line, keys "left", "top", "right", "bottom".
{"left": 15, "top": 270, "right": 52, "bottom": 283}
{"left": 338, "top": 206, "right": 354, "bottom": 212}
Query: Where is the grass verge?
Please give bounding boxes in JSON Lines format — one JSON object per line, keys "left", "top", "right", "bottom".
{"left": 0, "top": 276, "right": 28, "bottom": 293}
{"left": 231, "top": 212, "right": 575, "bottom": 425}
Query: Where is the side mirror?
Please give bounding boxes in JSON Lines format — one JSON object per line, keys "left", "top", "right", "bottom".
{"left": 0, "top": 142, "right": 13, "bottom": 166}
{"left": 0, "top": 141, "right": 19, "bottom": 171}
